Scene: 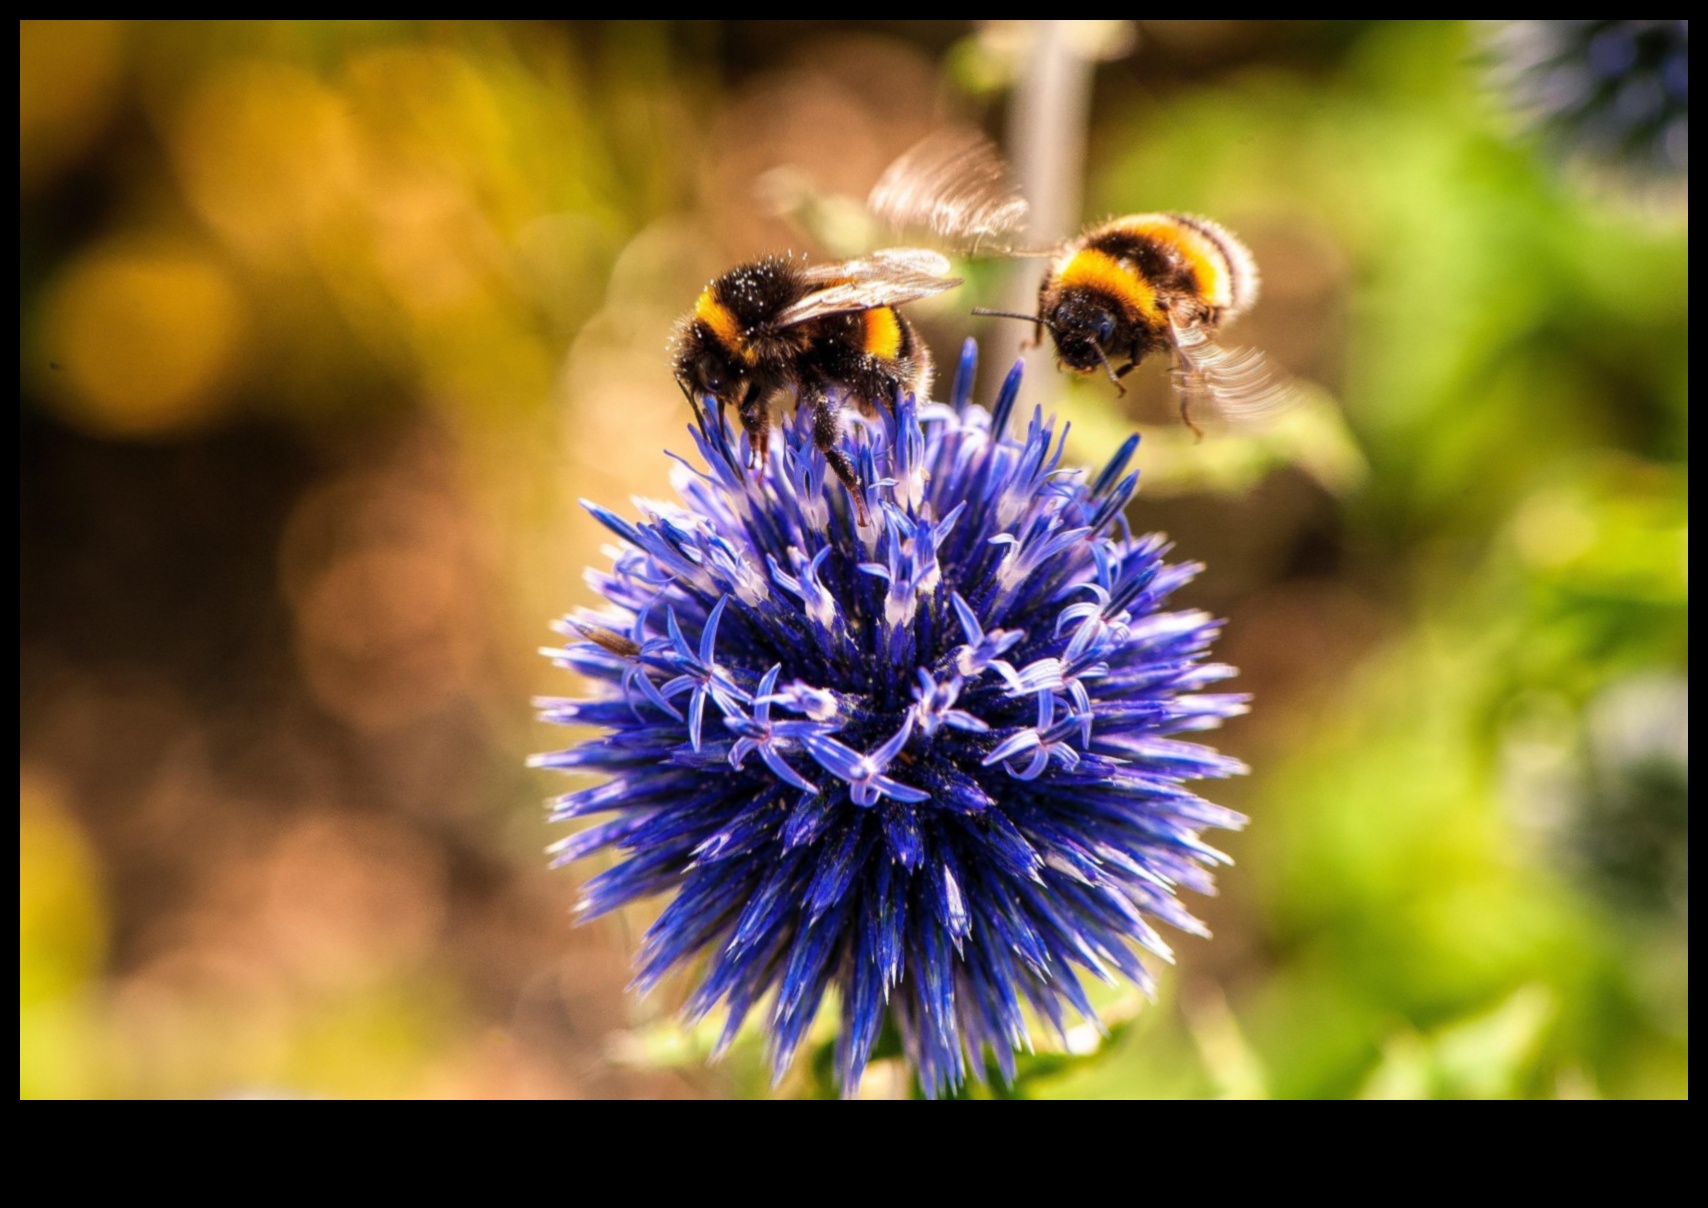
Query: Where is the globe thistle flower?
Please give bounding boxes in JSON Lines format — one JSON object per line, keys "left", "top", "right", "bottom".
{"left": 535, "top": 341, "right": 1247, "bottom": 1096}
{"left": 1487, "top": 20, "right": 1689, "bottom": 180}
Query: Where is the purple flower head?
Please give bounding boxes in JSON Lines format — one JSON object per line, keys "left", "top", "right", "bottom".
{"left": 535, "top": 341, "right": 1248, "bottom": 1096}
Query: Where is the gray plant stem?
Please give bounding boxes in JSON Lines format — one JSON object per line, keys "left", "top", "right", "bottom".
{"left": 1002, "top": 21, "right": 1097, "bottom": 401}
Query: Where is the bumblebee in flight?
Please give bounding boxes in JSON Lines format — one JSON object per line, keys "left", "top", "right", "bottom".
{"left": 1013, "top": 212, "right": 1283, "bottom": 434}
{"left": 871, "top": 131, "right": 1292, "bottom": 431}
{"left": 673, "top": 247, "right": 957, "bottom": 526}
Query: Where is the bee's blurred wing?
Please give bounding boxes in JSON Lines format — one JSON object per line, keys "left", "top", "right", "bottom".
{"left": 778, "top": 249, "right": 960, "bottom": 327}
{"left": 1169, "top": 319, "right": 1301, "bottom": 423}
{"left": 868, "top": 129, "right": 1030, "bottom": 250}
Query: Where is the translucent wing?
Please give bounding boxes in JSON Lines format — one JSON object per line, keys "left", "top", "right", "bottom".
{"left": 868, "top": 129, "right": 1030, "bottom": 250}
{"left": 1169, "top": 319, "right": 1301, "bottom": 425}
{"left": 776, "top": 249, "right": 960, "bottom": 327}
{"left": 797, "top": 246, "right": 955, "bottom": 284}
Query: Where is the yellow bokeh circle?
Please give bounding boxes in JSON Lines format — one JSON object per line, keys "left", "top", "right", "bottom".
{"left": 40, "top": 244, "right": 248, "bottom": 437}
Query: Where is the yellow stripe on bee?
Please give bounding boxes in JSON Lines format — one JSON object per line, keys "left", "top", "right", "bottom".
{"left": 1057, "top": 248, "right": 1160, "bottom": 323}
{"left": 1113, "top": 215, "right": 1235, "bottom": 311}
{"left": 863, "top": 307, "right": 902, "bottom": 360}
{"left": 693, "top": 288, "right": 758, "bottom": 365}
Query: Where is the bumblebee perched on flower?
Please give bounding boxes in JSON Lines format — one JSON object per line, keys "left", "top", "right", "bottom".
{"left": 871, "top": 131, "right": 1292, "bottom": 431}
{"left": 672, "top": 248, "right": 958, "bottom": 527}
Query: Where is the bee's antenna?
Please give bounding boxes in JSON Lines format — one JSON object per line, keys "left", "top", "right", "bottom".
{"left": 972, "top": 307, "right": 1054, "bottom": 354}
{"left": 676, "top": 376, "right": 710, "bottom": 440}
{"left": 972, "top": 307, "right": 1055, "bottom": 333}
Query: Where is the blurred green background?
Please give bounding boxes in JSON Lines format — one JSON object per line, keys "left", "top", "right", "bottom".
{"left": 20, "top": 20, "right": 1686, "bottom": 1098}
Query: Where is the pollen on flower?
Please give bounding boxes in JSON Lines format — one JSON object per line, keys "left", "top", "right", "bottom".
{"left": 537, "top": 340, "right": 1248, "bottom": 1097}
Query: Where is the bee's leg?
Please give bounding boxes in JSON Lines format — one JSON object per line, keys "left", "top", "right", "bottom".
{"left": 738, "top": 388, "right": 770, "bottom": 476}
{"left": 754, "top": 424, "right": 771, "bottom": 476}
{"left": 1179, "top": 393, "right": 1205, "bottom": 441}
{"left": 809, "top": 391, "right": 870, "bottom": 528}
{"left": 1169, "top": 344, "right": 1208, "bottom": 441}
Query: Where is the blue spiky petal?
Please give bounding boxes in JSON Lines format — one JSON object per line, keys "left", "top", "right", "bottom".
{"left": 536, "top": 341, "right": 1248, "bottom": 1096}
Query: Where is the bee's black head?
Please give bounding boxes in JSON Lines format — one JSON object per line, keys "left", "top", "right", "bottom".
{"left": 1045, "top": 289, "right": 1125, "bottom": 374}
{"left": 673, "top": 323, "right": 755, "bottom": 415}
{"left": 675, "top": 259, "right": 808, "bottom": 415}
